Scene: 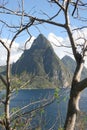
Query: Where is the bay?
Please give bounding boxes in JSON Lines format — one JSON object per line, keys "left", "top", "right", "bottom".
{"left": 10, "top": 88, "right": 69, "bottom": 130}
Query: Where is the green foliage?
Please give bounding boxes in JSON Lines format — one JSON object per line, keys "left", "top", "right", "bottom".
{"left": 10, "top": 107, "right": 20, "bottom": 114}
{"left": 39, "top": 108, "right": 45, "bottom": 121}
{"left": 58, "top": 127, "right": 64, "bottom": 130}
{"left": 0, "top": 113, "right": 5, "bottom": 120}
{"left": 63, "top": 94, "right": 69, "bottom": 102}
{"left": 54, "top": 88, "right": 59, "bottom": 98}
{"left": 83, "top": 116, "right": 87, "bottom": 123}
{"left": 54, "top": 88, "right": 60, "bottom": 103}
{"left": 40, "top": 108, "right": 45, "bottom": 115}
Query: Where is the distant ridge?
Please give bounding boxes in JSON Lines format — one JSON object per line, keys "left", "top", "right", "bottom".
{"left": 62, "top": 55, "right": 87, "bottom": 80}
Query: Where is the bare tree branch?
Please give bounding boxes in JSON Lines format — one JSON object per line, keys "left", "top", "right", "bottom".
{"left": 10, "top": 96, "right": 55, "bottom": 120}
{"left": 72, "top": 0, "right": 79, "bottom": 16}
{"left": 0, "top": 39, "right": 9, "bottom": 51}
{"left": 10, "top": 20, "right": 34, "bottom": 49}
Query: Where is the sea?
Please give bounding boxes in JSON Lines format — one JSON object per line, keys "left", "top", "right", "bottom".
{"left": 0, "top": 88, "right": 87, "bottom": 130}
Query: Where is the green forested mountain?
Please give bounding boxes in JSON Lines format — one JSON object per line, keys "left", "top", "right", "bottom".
{"left": 1, "top": 35, "right": 87, "bottom": 89}
{"left": 11, "top": 34, "right": 71, "bottom": 88}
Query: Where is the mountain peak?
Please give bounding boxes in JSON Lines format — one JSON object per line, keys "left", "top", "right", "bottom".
{"left": 12, "top": 35, "right": 72, "bottom": 88}
{"left": 31, "top": 34, "right": 51, "bottom": 50}
{"left": 37, "top": 34, "right": 45, "bottom": 39}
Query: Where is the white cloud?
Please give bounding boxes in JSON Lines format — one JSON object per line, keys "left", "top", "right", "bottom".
{"left": 0, "top": 31, "right": 87, "bottom": 69}
{"left": 24, "top": 36, "right": 35, "bottom": 49}
{"left": 48, "top": 32, "right": 87, "bottom": 68}
{"left": 0, "top": 44, "right": 7, "bottom": 66}
{"left": 0, "top": 40, "right": 22, "bottom": 66}
{"left": 73, "top": 28, "right": 87, "bottom": 40}
{"left": 48, "top": 33, "right": 73, "bottom": 58}
{"left": 0, "top": 36, "right": 35, "bottom": 66}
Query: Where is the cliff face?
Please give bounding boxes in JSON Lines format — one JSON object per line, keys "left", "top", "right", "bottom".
{"left": 12, "top": 34, "right": 71, "bottom": 88}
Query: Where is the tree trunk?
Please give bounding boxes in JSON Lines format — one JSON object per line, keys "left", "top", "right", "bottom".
{"left": 5, "top": 50, "right": 11, "bottom": 130}
{"left": 5, "top": 91, "right": 11, "bottom": 130}
{"left": 64, "top": 86, "right": 81, "bottom": 130}
{"left": 63, "top": 53, "right": 85, "bottom": 130}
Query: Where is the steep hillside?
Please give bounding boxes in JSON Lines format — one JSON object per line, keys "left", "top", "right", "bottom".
{"left": 0, "top": 65, "right": 6, "bottom": 74}
{"left": 12, "top": 34, "right": 71, "bottom": 88}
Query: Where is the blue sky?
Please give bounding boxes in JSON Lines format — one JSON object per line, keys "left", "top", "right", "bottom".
{"left": 1, "top": 0, "right": 87, "bottom": 42}
{"left": 0, "top": 0, "right": 87, "bottom": 66}
{"left": 0, "top": 0, "right": 68, "bottom": 42}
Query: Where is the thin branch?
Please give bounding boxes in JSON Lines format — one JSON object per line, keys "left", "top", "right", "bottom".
{"left": 0, "top": 5, "right": 65, "bottom": 28}
{"left": 20, "top": 0, "right": 24, "bottom": 29}
{"left": 72, "top": 26, "right": 87, "bottom": 31}
{"left": 11, "top": 79, "right": 32, "bottom": 93}
{"left": 49, "top": 9, "right": 62, "bottom": 20}
{"left": 0, "top": 119, "right": 5, "bottom": 126}
{"left": 50, "top": 0, "right": 65, "bottom": 11}
{"left": 72, "top": 0, "right": 79, "bottom": 16}
{"left": 24, "top": 29, "right": 32, "bottom": 50}
{"left": 10, "top": 96, "right": 55, "bottom": 118}
{"left": 0, "top": 20, "right": 19, "bottom": 29}
{"left": 10, "top": 20, "right": 34, "bottom": 48}
{"left": 0, "top": 23, "right": 5, "bottom": 36}
{"left": 33, "top": 16, "right": 65, "bottom": 27}
{"left": 0, "top": 99, "right": 5, "bottom": 104}
{"left": 40, "top": 9, "right": 62, "bottom": 21}
{"left": 51, "top": 41, "right": 71, "bottom": 48}
{"left": 78, "top": 1, "right": 87, "bottom": 7}
{"left": 0, "top": 39, "right": 9, "bottom": 51}
{"left": 48, "top": 116, "right": 58, "bottom": 130}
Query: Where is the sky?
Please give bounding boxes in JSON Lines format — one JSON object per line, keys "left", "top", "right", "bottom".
{"left": 0, "top": 0, "right": 87, "bottom": 67}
